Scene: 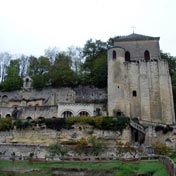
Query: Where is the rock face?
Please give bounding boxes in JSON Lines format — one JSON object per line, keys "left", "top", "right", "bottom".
{"left": 108, "top": 33, "right": 175, "bottom": 124}
{"left": 0, "top": 86, "right": 107, "bottom": 119}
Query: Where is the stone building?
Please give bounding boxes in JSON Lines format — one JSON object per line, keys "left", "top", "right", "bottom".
{"left": 108, "top": 33, "right": 175, "bottom": 124}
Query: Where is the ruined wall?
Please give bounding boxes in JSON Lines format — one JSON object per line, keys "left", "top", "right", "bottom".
{"left": 0, "top": 86, "right": 107, "bottom": 118}
{"left": 0, "top": 127, "right": 131, "bottom": 158}
{"left": 0, "top": 86, "right": 106, "bottom": 107}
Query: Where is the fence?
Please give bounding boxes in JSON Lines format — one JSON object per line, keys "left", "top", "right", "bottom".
{"left": 159, "top": 156, "right": 176, "bottom": 176}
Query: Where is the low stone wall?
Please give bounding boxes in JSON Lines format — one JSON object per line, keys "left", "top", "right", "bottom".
{"left": 0, "top": 143, "right": 48, "bottom": 159}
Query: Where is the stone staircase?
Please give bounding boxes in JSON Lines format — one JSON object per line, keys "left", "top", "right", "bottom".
{"left": 130, "top": 120, "right": 145, "bottom": 134}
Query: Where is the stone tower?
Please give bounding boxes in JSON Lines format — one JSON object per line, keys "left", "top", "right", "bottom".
{"left": 108, "top": 33, "right": 175, "bottom": 124}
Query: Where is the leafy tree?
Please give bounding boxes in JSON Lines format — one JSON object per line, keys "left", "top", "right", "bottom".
{"left": 75, "top": 138, "right": 88, "bottom": 161}
{"left": 81, "top": 39, "right": 108, "bottom": 87}
{"left": 1, "top": 59, "right": 23, "bottom": 91}
{"left": 161, "top": 51, "right": 176, "bottom": 112}
{"left": 48, "top": 142, "right": 68, "bottom": 162}
{"left": 32, "top": 73, "right": 49, "bottom": 89}
{"left": 49, "top": 52, "right": 77, "bottom": 87}
{"left": 88, "top": 136, "right": 105, "bottom": 157}
{"left": 161, "top": 51, "right": 176, "bottom": 96}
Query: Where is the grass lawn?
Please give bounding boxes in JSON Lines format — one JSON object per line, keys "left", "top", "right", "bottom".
{"left": 0, "top": 159, "right": 168, "bottom": 176}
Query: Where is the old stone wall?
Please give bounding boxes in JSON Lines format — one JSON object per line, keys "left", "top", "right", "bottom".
{"left": 0, "top": 86, "right": 106, "bottom": 107}
{"left": 0, "top": 127, "right": 131, "bottom": 158}
{"left": 0, "top": 86, "right": 107, "bottom": 118}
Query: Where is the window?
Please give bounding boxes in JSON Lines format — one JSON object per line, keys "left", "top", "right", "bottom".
{"left": 79, "top": 111, "right": 90, "bottom": 117}
{"left": 125, "top": 51, "right": 131, "bottom": 62}
{"left": 112, "top": 50, "right": 116, "bottom": 59}
{"left": 144, "top": 50, "right": 150, "bottom": 61}
{"left": 26, "top": 116, "right": 32, "bottom": 120}
{"left": 6, "top": 114, "right": 11, "bottom": 117}
{"left": 132, "top": 90, "right": 137, "bottom": 97}
{"left": 61, "top": 111, "right": 73, "bottom": 118}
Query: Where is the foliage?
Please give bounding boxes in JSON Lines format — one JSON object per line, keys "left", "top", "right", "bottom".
{"left": 49, "top": 52, "right": 77, "bottom": 87}
{"left": 48, "top": 143, "right": 68, "bottom": 161}
{"left": 1, "top": 59, "right": 23, "bottom": 91}
{"left": 14, "top": 119, "right": 23, "bottom": 130}
{"left": 88, "top": 136, "right": 105, "bottom": 156}
{"left": 65, "top": 116, "right": 94, "bottom": 126}
{"left": 0, "top": 117, "right": 12, "bottom": 131}
{"left": 32, "top": 73, "right": 49, "bottom": 89}
{"left": 155, "top": 125, "right": 173, "bottom": 134}
{"left": 81, "top": 39, "right": 108, "bottom": 87}
{"left": 65, "top": 116, "right": 130, "bottom": 132}
{"left": 152, "top": 142, "right": 173, "bottom": 156}
{"left": 75, "top": 138, "right": 89, "bottom": 156}
{"left": 45, "top": 118, "right": 66, "bottom": 130}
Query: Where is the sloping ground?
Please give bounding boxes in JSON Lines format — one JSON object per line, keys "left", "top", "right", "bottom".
{"left": 0, "top": 160, "right": 168, "bottom": 176}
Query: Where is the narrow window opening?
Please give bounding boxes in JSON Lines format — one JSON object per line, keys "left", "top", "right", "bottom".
{"left": 125, "top": 51, "right": 131, "bottom": 62}
{"left": 144, "top": 50, "right": 150, "bottom": 61}
{"left": 133, "top": 90, "right": 137, "bottom": 97}
{"left": 112, "top": 50, "right": 116, "bottom": 59}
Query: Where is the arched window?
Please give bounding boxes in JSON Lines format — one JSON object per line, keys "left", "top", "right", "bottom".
{"left": 61, "top": 111, "right": 73, "bottom": 118}
{"left": 6, "top": 114, "right": 11, "bottom": 118}
{"left": 144, "top": 50, "right": 150, "bottom": 61}
{"left": 125, "top": 51, "right": 131, "bottom": 62}
{"left": 112, "top": 50, "right": 116, "bottom": 59}
{"left": 26, "top": 116, "right": 32, "bottom": 120}
{"left": 79, "top": 111, "right": 90, "bottom": 117}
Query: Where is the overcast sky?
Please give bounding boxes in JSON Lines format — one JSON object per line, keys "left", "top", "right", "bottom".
{"left": 0, "top": 0, "right": 176, "bottom": 57}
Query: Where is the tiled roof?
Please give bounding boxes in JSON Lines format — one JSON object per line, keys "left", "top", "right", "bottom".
{"left": 114, "top": 33, "right": 160, "bottom": 42}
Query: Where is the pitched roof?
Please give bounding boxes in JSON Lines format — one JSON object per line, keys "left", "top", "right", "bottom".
{"left": 114, "top": 33, "right": 160, "bottom": 42}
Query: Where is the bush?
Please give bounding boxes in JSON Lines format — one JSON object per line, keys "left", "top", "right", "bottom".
{"left": 152, "top": 142, "right": 173, "bottom": 155}
{"left": 65, "top": 116, "right": 94, "bottom": 126}
{"left": 155, "top": 125, "right": 173, "bottom": 134}
{"left": 0, "top": 117, "right": 12, "bottom": 131}
{"left": 45, "top": 118, "right": 66, "bottom": 130}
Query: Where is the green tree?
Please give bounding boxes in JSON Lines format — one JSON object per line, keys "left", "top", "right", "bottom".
{"left": 48, "top": 143, "right": 68, "bottom": 162}
{"left": 75, "top": 138, "right": 88, "bottom": 161}
{"left": 88, "top": 136, "right": 105, "bottom": 158}
{"left": 27, "top": 56, "right": 51, "bottom": 89}
{"left": 1, "top": 59, "right": 23, "bottom": 91}
{"left": 81, "top": 39, "right": 108, "bottom": 87}
{"left": 161, "top": 51, "right": 176, "bottom": 113}
{"left": 49, "top": 52, "right": 77, "bottom": 87}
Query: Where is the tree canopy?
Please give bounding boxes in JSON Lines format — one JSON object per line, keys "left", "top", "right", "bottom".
{"left": 0, "top": 41, "right": 176, "bottom": 94}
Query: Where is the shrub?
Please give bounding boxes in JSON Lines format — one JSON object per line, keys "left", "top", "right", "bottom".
{"left": 152, "top": 142, "right": 173, "bottom": 155}
{"left": 0, "top": 117, "right": 12, "bottom": 131}
{"left": 155, "top": 125, "right": 173, "bottom": 134}
{"left": 45, "top": 118, "right": 66, "bottom": 130}
{"left": 65, "top": 116, "right": 94, "bottom": 126}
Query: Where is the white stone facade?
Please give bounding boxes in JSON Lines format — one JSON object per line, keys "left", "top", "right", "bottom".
{"left": 58, "top": 103, "right": 105, "bottom": 118}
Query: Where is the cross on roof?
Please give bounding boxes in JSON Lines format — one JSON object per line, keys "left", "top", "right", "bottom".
{"left": 132, "top": 26, "right": 136, "bottom": 33}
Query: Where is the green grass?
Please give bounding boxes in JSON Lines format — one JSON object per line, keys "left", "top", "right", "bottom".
{"left": 0, "top": 160, "right": 168, "bottom": 176}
